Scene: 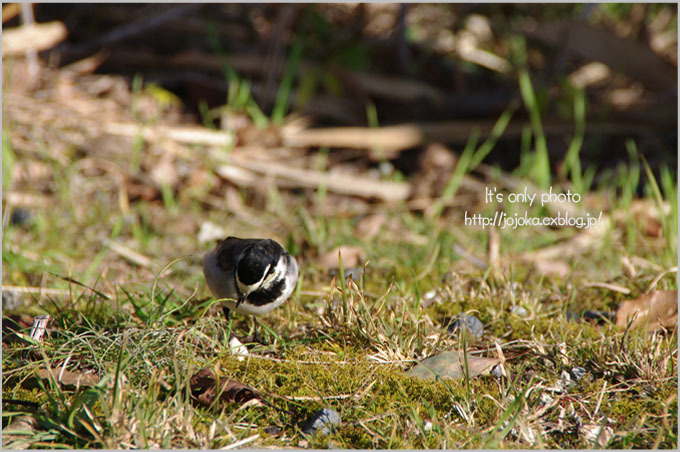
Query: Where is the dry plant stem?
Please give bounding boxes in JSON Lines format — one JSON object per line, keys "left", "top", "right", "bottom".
{"left": 55, "top": 4, "right": 202, "bottom": 64}
{"left": 582, "top": 281, "right": 631, "bottom": 294}
{"left": 260, "top": 5, "right": 296, "bottom": 111}
{"left": 217, "top": 156, "right": 410, "bottom": 202}
{"left": 646, "top": 266, "right": 678, "bottom": 292}
{"left": 2, "top": 285, "right": 68, "bottom": 296}
{"left": 281, "top": 120, "right": 659, "bottom": 157}
{"left": 104, "top": 49, "right": 447, "bottom": 105}
{"left": 222, "top": 433, "right": 259, "bottom": 450}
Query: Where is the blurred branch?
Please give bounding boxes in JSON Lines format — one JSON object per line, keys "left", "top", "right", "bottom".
{"left": 524, "top": 19, "right": 676, "bottom": 92}
{"left": 53, "top": 4, "right": 202, "bottom": 64}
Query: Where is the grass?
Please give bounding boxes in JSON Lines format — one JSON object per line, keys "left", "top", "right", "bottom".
{"left": 3, "top": 159, "right": 677, "bottom": 448}
{"left": 2, "top": 26, "right": 678, "bottom": 451}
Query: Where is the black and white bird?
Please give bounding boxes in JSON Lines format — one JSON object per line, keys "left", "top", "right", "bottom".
{"left": 203, "top": 236, "right": 298, "bottom": 341}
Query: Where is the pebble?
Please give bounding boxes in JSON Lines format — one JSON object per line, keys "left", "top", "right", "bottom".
{"left": 567, "top": 310, "right": 614, "bottom": 324}
{"left": 329, "top": 267, "right": 362, "bottom": 282}
{"left": 2, "top": 291, "right": 24, "bottom": 310}
{"left": 510, "top": 305, "right": 528, "bottom": 317}
{"left": 491, "top": 363, "right": 505, "bottom": 379}
{"left": 421, "top": 290, "right": 438, "bottom": 308}
{"left": 571, "top": 367, "right": 587, "bottom": 381}
{"left": 447, "top": 315, "right": 484, "bottom": 339}
{"left": 302, "top": 408, "right": 341, "bottom": 435}
{"left": 10, "top": 208, "right": 32, "bottom": 227}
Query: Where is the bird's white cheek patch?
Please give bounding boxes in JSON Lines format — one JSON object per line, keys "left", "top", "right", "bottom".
{"left": 261, "top": 258, "right": 287, "bottom": 290}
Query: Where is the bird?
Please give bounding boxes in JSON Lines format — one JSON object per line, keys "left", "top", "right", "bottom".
{"left": 203, "top": 236, "right": 298, "bottom": 342}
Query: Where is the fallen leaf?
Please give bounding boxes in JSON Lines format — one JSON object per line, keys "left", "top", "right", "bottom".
{"left": 190, "top": 368, "right": 263, "bottom": 409}
{"left": 318, "top": 245, "right": 366, "bottom": 270}
{"left": 35, "top": 367, "right": 100, "bottom": 388}
{"left": 532, "top": 259, "right": 570, "bottom": 278}
{"left": 615, "top": 290, "right": 678, "bottom": 332}
{"left": 411, "top": 143, "right": 457, "bottom": 200}
{"left": 580, "top": 423, "right": 614, "bottom": 447}
{"left": 355, "top": 213, "right": 387, "bottom": 240}
{"left": 2, "top": 415, "right": 37, "bottom": 449}
{"left": 406, "top": 351, "right": 500, "bottom": 380}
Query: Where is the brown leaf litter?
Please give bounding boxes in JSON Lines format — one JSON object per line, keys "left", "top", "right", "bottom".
{"left": 615, "top": 290, "right": 678, "bottom": 332}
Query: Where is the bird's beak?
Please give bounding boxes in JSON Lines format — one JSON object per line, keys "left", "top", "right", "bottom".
{"left": 236, "top": 293, "right": 247, "bottom": 307}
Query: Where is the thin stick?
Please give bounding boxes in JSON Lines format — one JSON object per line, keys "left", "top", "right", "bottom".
{"left": 593, "top": 380, "right": 608, "bottom": 419}
{"left": 220, "top": 433, "right": 259, "bottom": 450}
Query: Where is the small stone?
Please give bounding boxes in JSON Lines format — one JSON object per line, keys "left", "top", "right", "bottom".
{"left": 490, "top": 363, "right": 505, "bottom": 379}
{"left": 228, "top": 336, "right": 248, "bottom": 362}
{"left": 302, "top": 408, "right": 341, "bottom": 435}
{"left": 582, "top": 310, "right": 615, "bottom": 324}
{"left": 2, "top": 291, "right": 24, "bottom": 310}
{"left": 571, "top": 367, "right": 586, "bottom": 381}
{"left": 556, "top": 370, "right": 573, "bottom": 392}
{"left": 511, "top": 305, "right": 528, "bottom": 317}
{"left": 539, "top": 393, "right": 554, "bottom": 406}
{"left": 447, "top": 315, "right": 484, "bottom": 339}
{"left": 421, "top": 290, "right": 438, "bottom": 308}
{"left": 329, "top": 267, "right": 362, "bottom": 282}
{"left": 10, "top": 208, "right": 32, "bottom": 227}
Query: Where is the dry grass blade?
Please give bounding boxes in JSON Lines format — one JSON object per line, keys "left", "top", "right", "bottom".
{"left": 583, "top": 281, "right": 631, "bottom": 294}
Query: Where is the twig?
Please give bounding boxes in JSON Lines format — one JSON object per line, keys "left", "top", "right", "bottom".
{"left": 583, "top": 281, "right": 631, "bottom": 294}
{"left": 221, "top": 433, "right": 259, "bottom": 450}
{"left": 103, "top": 238, "right": 153, "bottom": 268}
{"left": 102, "top": 121, "right": 234, "bottom": 148}
{"left": 2, "top": 285, "right": 67, "bottom": 296}
{"left": 260, "top": 5, "right": 297, "bottom": 111}
{"left": 55, "top": 4, "right": 202, "bottom": 63}
{"left": 592, "top": 380, "right": 607, "bottom": 419}
{"left": 217, "top": 156, "right": 411, "bottom": 202}
{"left": 281, "top": 120, "right": 658, "bottom": 156}
{"left": 646, "top": 266, "right": 678, "bottom": 293}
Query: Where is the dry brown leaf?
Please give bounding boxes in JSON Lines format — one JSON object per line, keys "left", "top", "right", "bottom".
{"left": 2, "top": 414, "right": 37, "bottom": 449}
{"left": 615, "top": 290, "right": 678, "bottom": 332}
{"left": 411, "top": 143, "right": 457, "bottom": 200}
{"left": 318, "top": 245, "right": 366, "bottom": 269}
{"left": 149, "top": 155, "right": 180, "bottom": 189}
{"left": 190, "top": 368, "right": 263, "bottom": 409}
{"left": 406, "top": 351, "right": 500, "bottom": 380}
{"left": 35, "top": 367, "right": 100, "bottom": 388}
{"left": 612, "top": 199, "right": 670, "bottom": 238}
{"left": 532, "top": 259, "right": 570, "bottom": 278}
{"left": 355, "top": 213, "right": 387, "bottom": 240}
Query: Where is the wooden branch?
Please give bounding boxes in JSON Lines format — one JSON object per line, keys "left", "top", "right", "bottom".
{"left": 2, "top": 21, "right": 67, "bottom": 56}
{"left": 281, "top": 119, "right": 659, "bottom": 154}
{"left": 102, "top": 121, "right": 235, "bottom": 148}
{"left": 217, "top": 155, "right": 411, "bottom": 202}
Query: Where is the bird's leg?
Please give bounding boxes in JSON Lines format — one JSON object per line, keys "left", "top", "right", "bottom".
{"left": 252, "top": 318, "right": 260, "bottom": 344}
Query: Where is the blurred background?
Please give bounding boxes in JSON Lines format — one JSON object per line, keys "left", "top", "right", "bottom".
{"left": 2, "top": 2, "right": 677, "bottom": 303}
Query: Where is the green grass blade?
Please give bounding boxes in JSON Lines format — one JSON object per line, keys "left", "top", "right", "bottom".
{"left": 519, "top": 69, "right": 550, "bottom": 188}
{"left": 272, "top": 39, "right": 304, "bottom": 124}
